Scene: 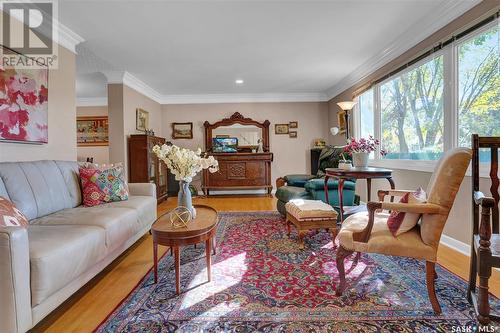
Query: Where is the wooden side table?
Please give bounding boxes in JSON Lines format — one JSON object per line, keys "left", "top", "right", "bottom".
{"left": 151, "top": 205, "right": 218, "bottom": 295}
{"left": 324, "top": 167, "right": 395, "bottom": 221}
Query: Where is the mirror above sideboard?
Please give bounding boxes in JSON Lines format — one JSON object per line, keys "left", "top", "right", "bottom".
{"left": 204, "top": 112, "right": 271, "bottom": 153}
{"left": 212, "top": 123, "right": 262, "bottom": 148}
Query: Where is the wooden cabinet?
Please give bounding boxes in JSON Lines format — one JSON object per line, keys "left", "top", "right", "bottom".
{"left": 202, "top": 112, "right": 273, "bottom": 196}
{"left": 202, "top": 152, "right": 273, "bottom": 195}
{"left": 128, "top": 135, "right": 168, "bottom": 202}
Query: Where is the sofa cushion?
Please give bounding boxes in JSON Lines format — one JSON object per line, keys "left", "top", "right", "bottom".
{"left": 31, "top": 196, "right": 156, "bottom": 248}
{"left": 304, "top": 178, "right": 356, "bottom": 191}
{"left": 338, "top": 211, "right": 436, "bottom": 261}
{"left": 79, "top": 164, "right": 129, "bottom": 207}
{"left": 283, "top": 174, "right": 316, "bottom": 187}
{"left": 103, "top": 196, "right": 157, "bottom": 226}
{"left": 28, "top": 225, "right": 106, "bottom": 306}
{"left": 0, "top": 196, "right": 29, "bottom": 227}
{"left": 0, "top": 161, "right": 81, "bottom": 220}
{"left": 275, "top": 186, "right": 312, "bottom": 202}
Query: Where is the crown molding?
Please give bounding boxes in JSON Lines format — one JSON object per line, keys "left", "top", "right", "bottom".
{"left": 76, "top": 97, "right": 107, "bottom": 107}
{"left": 159, "top": 92, "right": 328, "bottom": 105}
{"left": 57, "top": 21, "right": 85, "bottom": 53}
{"left": 122, "top": 72, "right": 163, "bottom": 103}
{"left": 323, "top": 0, "right": 482, "bottom": 100}
{"left": 91, "top": 71, "right": 329, "bottom": 104}
{"left": 77, "top": 92, "right": 328, "bottom": 106}
{"left": 101, "top": 71, "right": 163, "bottom": 103}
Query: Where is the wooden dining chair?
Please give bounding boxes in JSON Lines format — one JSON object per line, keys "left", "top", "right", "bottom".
{"left": 467, "top": 134, "right": 500, "bottom": 324}
{"left": 335, "top": 147, "right": 472, "bottom": 314}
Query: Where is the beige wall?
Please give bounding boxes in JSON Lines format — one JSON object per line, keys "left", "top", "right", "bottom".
{"left": 0, "top": 45, "right": 76, "bottom": 162}
{"left": 327, "top": 1, "right": 499, "bottom": 248}
{"left": 108, "top": 84, "right": 162, "bottom": 179}
{"left": 161, "top": 102, "right": 329, "bottom": 190}
{"left": 76, "top": 106, "right": 109, "bottom": 164}
{"left": 108, "top": 84, "right": 125, "bottom": 168}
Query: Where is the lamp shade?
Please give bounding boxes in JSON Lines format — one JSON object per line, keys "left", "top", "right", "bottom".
{"left": 330, "top": 127, "right": 339, "bottom": 136}
{"left": 337, "top": 101, "right": 357, "bottom": 111}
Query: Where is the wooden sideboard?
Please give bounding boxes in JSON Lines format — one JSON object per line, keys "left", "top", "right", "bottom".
{"left": 128, "top": 135, "right": 168, "bottom": 202}
{"left": 202, "top": 152, "right": 273, "bottom": 195}
{"left": 202, "top": 112, "right": 273, "bottom": 196}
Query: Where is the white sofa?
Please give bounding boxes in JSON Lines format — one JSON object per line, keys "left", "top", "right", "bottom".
{"left": 0, "top": 160, "right": 157, "bottom": 333}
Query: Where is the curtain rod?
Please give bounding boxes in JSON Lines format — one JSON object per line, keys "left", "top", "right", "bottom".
{"left": 354, "top": 10, "right": 499, "bottom": 97}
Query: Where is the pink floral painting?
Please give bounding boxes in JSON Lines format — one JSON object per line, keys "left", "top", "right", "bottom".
{"left": 0, "top": 67, "right": 49, "bottom": 143}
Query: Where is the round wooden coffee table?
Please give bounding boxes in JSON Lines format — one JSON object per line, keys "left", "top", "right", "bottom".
{"left": 151, "top": 205, "right": 218, "bottom": 295}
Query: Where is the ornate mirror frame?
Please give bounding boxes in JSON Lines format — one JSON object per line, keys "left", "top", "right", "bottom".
{"left": 204, "top": 112, "right": 270, "bottom": 152}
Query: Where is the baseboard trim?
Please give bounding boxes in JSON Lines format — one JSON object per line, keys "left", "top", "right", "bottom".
{"left": 440, "top": 234, "right": 470, "bottom": 256}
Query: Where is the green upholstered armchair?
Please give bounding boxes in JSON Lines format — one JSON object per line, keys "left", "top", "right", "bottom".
{"left": 275, "top": 146, "right": 358, "bottom": 216}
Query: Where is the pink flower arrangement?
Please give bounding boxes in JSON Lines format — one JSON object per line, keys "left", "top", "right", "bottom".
{"left": 344, "top": 136, "right": 387, "bottom": 156}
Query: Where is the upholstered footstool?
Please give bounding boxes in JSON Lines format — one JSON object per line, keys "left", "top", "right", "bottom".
{"left": 285, "top": 199, "right": 338, "bottom": 249}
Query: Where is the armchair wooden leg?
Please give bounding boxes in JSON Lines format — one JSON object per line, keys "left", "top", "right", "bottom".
{"left": 336, "top": 246, "right": 353, "bottom": 296}
{"left": 426, "top": 261, "right": 442, "bottom": 314}
{"left": 477, "top": 273, "right": 491, "bottom": 324}
{"left": 467, "top": 249, "right": 477, "bottom": 303}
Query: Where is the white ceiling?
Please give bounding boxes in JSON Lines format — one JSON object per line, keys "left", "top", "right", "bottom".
{"left": 59, "top": 0, "right": 479, "bottom": 103}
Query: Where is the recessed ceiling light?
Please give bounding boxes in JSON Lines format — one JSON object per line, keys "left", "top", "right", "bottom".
{"left": 235, "top": 79, "right": 244, "bottom": 84}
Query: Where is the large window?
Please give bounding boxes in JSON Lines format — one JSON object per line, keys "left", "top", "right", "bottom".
{"left": 354, "top": 19, "right": 499, "bottom": 167}
{"left": 458, "top": 25, "right": 499, "bottom": 148}
{"left": 381, "top": 56, "right": 444, "bottom": 160}
{"left": 358, "top": 88, "right": 374, "bottom": 139}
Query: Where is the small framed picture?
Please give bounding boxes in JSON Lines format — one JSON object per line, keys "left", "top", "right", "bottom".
{"left": 136, "top": 108, "right": 149, "bottom": 132}
{"left": 77, "top": 116, "right": 109, "bottom": 147}
{"left": 275, "top": 124, "right": 289, "bottom": 135}
{"left": 172, "top": 122, "right": 193, "bottom": 139}
{"left": 289, "top": 131, "right": 297, "bottom": 138}
{"left": 289, "top": 121, "right": 298, "bottom": 128}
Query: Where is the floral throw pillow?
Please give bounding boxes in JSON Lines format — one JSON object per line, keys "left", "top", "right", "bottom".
{"left": 0, "top": 196, "right": 29, "bottom": 227}
{"left": 387, "top": 187, "right": 427, "bottom": 236}
{"left": 79, "top": 164, "right": 129, "bottom": 207}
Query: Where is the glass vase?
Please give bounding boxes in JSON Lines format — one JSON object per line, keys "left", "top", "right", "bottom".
{"left": 178, "top": 180, "right": 196, "bottom": 218}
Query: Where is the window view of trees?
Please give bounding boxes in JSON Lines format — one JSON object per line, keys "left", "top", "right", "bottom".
{"left": 359, "top": 89, "right": 374, "bottom": 139}
{"left": 355, "top": 22, "right": 498, "bottom": 163}
{"left": 458, "top": 25, "right": 499, "bottom": 151}
{"left": 381, "top": 55, "right": 444, "bottom": 160}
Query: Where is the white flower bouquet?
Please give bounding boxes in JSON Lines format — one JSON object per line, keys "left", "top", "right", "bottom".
{"left": 152, "top": 144, "right": 219, "bottom": 182}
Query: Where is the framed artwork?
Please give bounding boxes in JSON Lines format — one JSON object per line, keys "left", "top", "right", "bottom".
{"left": 0, "top": 46, "right": 49, "bottom": 144}
{"left": 77, "top": 116, "right": 109, "bottom": 146}
{"left": 289, "top": 121, "right": 298, "bottom": 128}
{"left": 172, "top": 122, "right": 193, "bottom": 139}
{"left": 275, "top": 124, "right": 289, "bottom": 135}
{"left": 136, "top": 108, "right": 149, "bottom": 131}
{"left": 337, "top": 111, "right": 346, "bottom": 134}
{"left": 289, "top": 131, "right": 297, "bottom": 138}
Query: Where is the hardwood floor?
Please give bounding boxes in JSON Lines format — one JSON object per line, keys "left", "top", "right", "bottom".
{"left": 32, "top": 196, "right": 499, "bottom": 332}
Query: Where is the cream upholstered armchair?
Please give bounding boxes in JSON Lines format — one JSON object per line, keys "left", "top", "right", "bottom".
{"left": 335, "top": 147, "right": 472, "bottom": 314}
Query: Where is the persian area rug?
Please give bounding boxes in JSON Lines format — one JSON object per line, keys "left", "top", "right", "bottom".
{"left": 95, "top": 211, "right": 499, "bottom": 332}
